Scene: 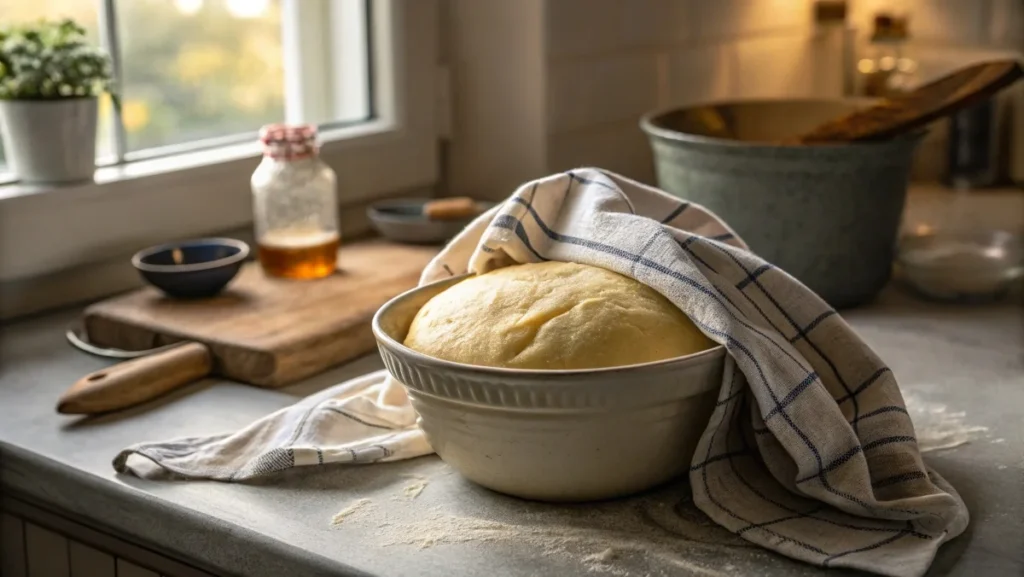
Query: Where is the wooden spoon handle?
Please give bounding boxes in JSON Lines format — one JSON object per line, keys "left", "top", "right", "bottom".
{"left": 796, "top": 59, "right": 1023, "bottom": 143}
{"left": 57, "top": 342, "right": 213, "bottom": 415}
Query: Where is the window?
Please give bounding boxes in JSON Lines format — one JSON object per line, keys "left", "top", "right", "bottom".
{"left": 0, "top": 0, "right": 371, "bottom": 168}
{"left": 116, "top": 0, "right": 292, "bottom": 154}
{"left": 0, "top": 0, "right": 439, "bottom": 287}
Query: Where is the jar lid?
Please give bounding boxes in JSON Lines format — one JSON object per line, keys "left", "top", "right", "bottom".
{"left": 259, "top": 123, "right": 319, "bottom": 160}
{"left": 814, "top": 0, "right": 847, "bottom": 24}
{"left": 872, "top": 12, "right": 910, "bottom": 41}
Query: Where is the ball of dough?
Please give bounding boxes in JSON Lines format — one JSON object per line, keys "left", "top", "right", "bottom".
{"left": 403, "top": 261, "right": 714, "bottom": 370}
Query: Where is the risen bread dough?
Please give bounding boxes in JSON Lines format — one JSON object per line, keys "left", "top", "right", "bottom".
{"left": 403, "top": 261, "right": 714, "bottom": 370}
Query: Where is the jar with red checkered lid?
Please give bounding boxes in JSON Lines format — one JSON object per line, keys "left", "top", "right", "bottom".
{"left": 251, "top": 123, "right": 340, "bottom": 279}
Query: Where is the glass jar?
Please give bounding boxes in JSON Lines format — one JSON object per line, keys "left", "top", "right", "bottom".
{"left": 856, "top": 13, "right": 918, "bottom": 98}
{"left": 251, "top": 124, "right": 340, "bottom": 280}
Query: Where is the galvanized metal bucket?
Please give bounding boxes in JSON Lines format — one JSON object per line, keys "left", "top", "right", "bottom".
{"left": 641, "top": 99, "right": 923, "bottom": 309}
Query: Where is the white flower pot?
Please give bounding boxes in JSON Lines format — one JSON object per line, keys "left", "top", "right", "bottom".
{"left": 0, "top": 98, "right": 98, "bottom": 184}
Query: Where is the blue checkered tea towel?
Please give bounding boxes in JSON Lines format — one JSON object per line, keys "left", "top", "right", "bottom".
{"left": 115, "top": 168, "right": 967, "bottom": 577}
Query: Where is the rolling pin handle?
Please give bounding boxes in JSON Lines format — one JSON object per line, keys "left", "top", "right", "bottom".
{"left": 57, "top": 342, "right": 213, "bottom": 415}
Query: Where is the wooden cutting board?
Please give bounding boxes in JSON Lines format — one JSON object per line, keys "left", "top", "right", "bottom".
{"left": 84, "top": 240, "right": 437, "bottom": 386}
{"left": 62, "top": 240, "right": 438, "bottom": 414}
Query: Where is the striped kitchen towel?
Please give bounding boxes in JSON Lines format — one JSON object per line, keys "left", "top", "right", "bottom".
{"left": 115, "top": 168, "right": 967, "bottom": 577}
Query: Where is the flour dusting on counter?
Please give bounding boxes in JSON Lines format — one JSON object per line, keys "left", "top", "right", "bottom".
{"left": 331, "top": 498, "right": 373, "bottom": 525}
{"left": 325, "top": 390, "right": 992, "bottom": 573}
{"left": 353, "top": 482, "right": 762, "bottom": 577}
{"left": 372, "top": 510, "right": 734, "bottom": 577}
{"left": 399, "top": 476, "right": 429, "bottom": 500}
{"left": 903, "top": 391, "right": 989, "bottom": 452}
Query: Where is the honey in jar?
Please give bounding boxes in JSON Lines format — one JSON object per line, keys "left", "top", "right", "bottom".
{"left": 257, "top": 229, "right": 340, "bottom": 280}
{"left": 251, "top": 124, "right": 340, "bottom": 280}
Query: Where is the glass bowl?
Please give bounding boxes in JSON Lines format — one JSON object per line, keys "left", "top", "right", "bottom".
{"left": 896, "top": 229, "right": 1024, "bottom": 303}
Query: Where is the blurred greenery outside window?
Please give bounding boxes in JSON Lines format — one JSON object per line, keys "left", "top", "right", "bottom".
{"left": 0, "top": 0, "right": 370, "bottom": 175}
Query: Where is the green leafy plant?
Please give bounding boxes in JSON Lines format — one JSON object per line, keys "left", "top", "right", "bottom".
{"left": 0, "top": 18, "right": 115, "bottom": 100}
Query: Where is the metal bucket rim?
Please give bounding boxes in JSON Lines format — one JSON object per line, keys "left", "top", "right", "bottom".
{"left": 639, "top": 98, "right": 927, "bottom": 151}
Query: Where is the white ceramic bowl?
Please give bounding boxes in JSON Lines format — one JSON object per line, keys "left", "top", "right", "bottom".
{"left": 373, "top": 274, "right": 727, "bottom": 502}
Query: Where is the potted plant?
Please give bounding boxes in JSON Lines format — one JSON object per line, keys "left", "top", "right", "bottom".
{"left": 0, "top": 18, "right": 116, "bottom": 184}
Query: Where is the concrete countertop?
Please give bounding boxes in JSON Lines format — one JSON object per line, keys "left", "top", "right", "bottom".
{"left": 0, "top": 288, "right": 1022, "bottom": 577}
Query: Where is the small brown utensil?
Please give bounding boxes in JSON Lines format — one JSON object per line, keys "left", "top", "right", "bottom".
{"left": 795, "top": 59, "right": 1023, "bottom": 144}
{"left": 422, "top": 196, "right": 481, "bottom": 221}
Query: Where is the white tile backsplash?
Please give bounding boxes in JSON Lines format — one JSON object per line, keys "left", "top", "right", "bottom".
{"left": 536, "top": 0, "right": 1019, "bottom": 187}
{"left": 908, "top": 43, "right": 1021, "bottom": 82}
{"left": 849, "top": 0, "right": 991, "bottom": 45}
{"left": 548, "top": 119, "right": 656, "bottom": 183}
{"left": 988, "top": 0, "right": 1024, "bottom": 48}
{"left": 618, "top": 0, "right": 677, "bottom": 50}
{"left": 545, "top": 0, "right": 675, "bottom": 57}
{"left": 667, "top": 44, "right": 736, "bottom": 105}
{"left": 733, "top": 33, "right": 818, "bottom": 99}
{"left": 905, "top": 0, "right": 989, "bottom": 44}
{"left": 548, "top": 53, "right": 663, "bottom": 133}
{"left": 665, "top": 0, "right": 695, "bottom": 45}
{"left": 692, "top": 0, "right": 813, "bottom": 41}
{"left": 546, "top": 0, "right": 621, "bottom": 57}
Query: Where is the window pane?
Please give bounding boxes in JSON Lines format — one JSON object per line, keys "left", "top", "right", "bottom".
{"left": 1, "top": 0, "right": 372, "bottom": 170}
{"left": 116, "top": 0, "right": 287, "bottom": 152}
{"left": 0, "top": 0, "right": 115, "bottom": 172}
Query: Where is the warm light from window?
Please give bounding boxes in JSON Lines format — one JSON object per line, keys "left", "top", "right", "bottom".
{"left": 226, "top": 0, "right": 269, "bottom": 19}
{"left": 174, "top": 0, "right": 204, "bottom": 15}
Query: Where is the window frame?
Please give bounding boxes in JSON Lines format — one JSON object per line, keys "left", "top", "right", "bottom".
{"left": 0, "top": 0, "right": 439, "bottom": 283}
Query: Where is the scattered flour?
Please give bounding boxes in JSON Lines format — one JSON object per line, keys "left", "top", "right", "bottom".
{"left": 903, "top": 391, "right": 989, "bottom": 452}
{"left": 325, "top": 390, "right": 993, "bottom": 574}
{"left": 352, "top": 482, "right": 760, "bottom": 577}
{"left": 400, "top": 476, "right": 429, "bottom": 500}
{"left": 584, "top": 547, "right": 620, "bottom": 564}
{"left": 330, "top": 498, "right": 373, "bottom": 525}
{"left": 583, "top": 548, "right": 624, "bottom": 574}
{"left": 371, "top": 510, "right": 736, "bottom": 576}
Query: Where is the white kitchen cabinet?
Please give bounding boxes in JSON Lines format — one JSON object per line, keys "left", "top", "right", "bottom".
{"left": 1, "top": 497, "right": 215, "bottom": 577}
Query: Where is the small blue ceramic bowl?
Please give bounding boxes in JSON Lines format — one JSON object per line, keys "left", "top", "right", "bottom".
{"left": 132, "top": 238, "right": 250, "bottom": 299}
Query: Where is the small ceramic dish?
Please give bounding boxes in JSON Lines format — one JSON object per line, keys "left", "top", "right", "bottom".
{"left": 372, "top": 274, "right": 727, "bottom": 502}
{"left": 896, "top": 230, "right": 1023, "bottom": 303}
{"left": 367, "top": 198, "right": 492, "bottom": 244}
{"left": 132, "top": 237, "right": 249, "bottom": 299}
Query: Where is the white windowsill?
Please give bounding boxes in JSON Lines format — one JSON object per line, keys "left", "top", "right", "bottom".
{"left": 0, "top": 117, "right": 436, "bottom": 284}
{"left": 0, "top": 120, "right": 392, "bottom": 202}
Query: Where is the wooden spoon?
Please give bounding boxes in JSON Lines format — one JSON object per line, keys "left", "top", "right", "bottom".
{"left": 794, "top": 59, "right": 1023, "bottom": 144}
